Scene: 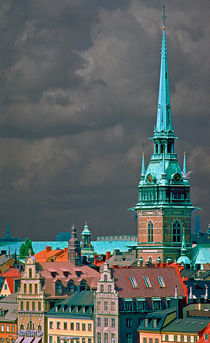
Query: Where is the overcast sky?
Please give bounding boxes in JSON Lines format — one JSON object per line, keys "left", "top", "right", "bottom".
{"left": 0, "top": 0, "right": 209, "bottom": 240}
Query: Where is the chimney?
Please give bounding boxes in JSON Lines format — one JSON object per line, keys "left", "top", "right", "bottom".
{"left": 45, "top": 246, "right": 52, "bottom": 252}
{"left": 106, "top": 251, "right": 111, "bottom": 260}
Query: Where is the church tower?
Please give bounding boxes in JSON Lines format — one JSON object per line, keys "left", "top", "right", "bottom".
{"left": 135, "top": 7, "right": 195, "bottom": 263}
{"left": 68, "top": 224, "right": 81, "bottom": 266}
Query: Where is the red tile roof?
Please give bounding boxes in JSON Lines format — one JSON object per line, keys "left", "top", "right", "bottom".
{"left": 34, "top": 247, "right": 64, "bottom": 262}
{"left": 1, "top": 267, "right": 21, "bottom": 278}
{"left": 112, "top": 266, "right": 186, "bottom": 298}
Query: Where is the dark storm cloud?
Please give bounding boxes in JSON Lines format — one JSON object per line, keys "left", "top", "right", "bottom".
{"left": 0, "top": 0, "right": 209, "bottom": 239}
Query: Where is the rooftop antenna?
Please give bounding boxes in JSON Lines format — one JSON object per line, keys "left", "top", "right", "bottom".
{"left": 162, "top": 4, "right": 167, "bottom": 29}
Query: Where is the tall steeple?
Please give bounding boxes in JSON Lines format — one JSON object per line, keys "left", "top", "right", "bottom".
{"left": 155, "top": 6, "right": 174, "bottom": 138}
{"left": 135, "top": 6, "right": 194, "bottom": 264}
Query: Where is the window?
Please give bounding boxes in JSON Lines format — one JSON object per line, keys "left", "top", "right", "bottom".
{"left": 82, "top": 339, "right": 85, "bottom": 343}
{"left": 97, "top": 317, "right": 101, "bottom": 327}
{"left": 111, "top": 301, "right": 115, "bottom": 311}
{"left": 136, "top": 298, "right": 145, "bottom": 311}
{"left": 111, "top": 334, "right": 115, "bottom": 343}
{"left": 97, "top": 301, "right": 101, "bottom": 311}
{"left": 32, "top": 301, "right": 35, "bottom": 311}
{"left": 97, "top": 332, "right": 101, "bottom": 343}
{"left": 104, "top": 333, "right": 108, "bottom": 343}
{"left": 124, "top": 299, "right": 133, "bottom": 310}
{"left": 156, "top": 276, "right": 166, "bottom": 288}
{"left": 80, "top": 279, "right": 87, "bottom": 291}
{"left": 64, "top": 322, "right": 67, "bottom": 330}
{"left": 153, "top": 299, "right": 161, "bottom": 311}
{"left": 88, "top": 323, "right": 91, "bottom": 331}
{"left": 4, "top": 283, "right": 7, "bottom": 290}
{"left": 35, "top": 284, "right": 38, "bottom": 294}
{"left": 104, "top": 274, "right": 107, "bottom": 282}
{"left": 166, "top": 298, "right": 171, "bottom": 308}
{"left": 26, "top": 301, "right": 29, "bottom": 311}
{"left": 204, "top": 334, "right": 208, "bottom": 341}
{"left": 104, "top": 318, "right": 108, "bottom": 327}
{"left": 76, "top": 322, "right": 80, "bottom": 330}
{"left": 174, "top": 335, "right": 177, "bottom": 342}
{"left": 165, "top": 335, "right": 168, "bottom": 341}
{"left": 24, "top": 284, "right": 27, "bottom": 294}
{"left": 155, "top": 339, "right": 159, "bottom": 343}
{"left": 38, "top": 324, "right": 42, "bottom": 331}
{"left": 29, "top": 268, "right": 32, "bottom": 278}
{"left": 111, "top": 318, "right": 115, "bottom": 328}
{"left": 49, "top": 337, "right": 53, "bottom": 343}
{"left": 173, "top": 221, "right": 181, "bottom": 242}
{"left": 142, "top": 276, "right": 152, "bottom": 288}
{"left": 194, "top": 337, "right": 197, "bottom": 342}
{"left": 38, "top": 302, "right": 41, "bottom": 311}
{"left": 127, "top": 333, "right": 132, "bottom": 343}
{"left": 148, "top": 221, "right": 153, "bottom": 242}
{"left": 6, "top": 325, "right": 9, "bottom": 332}
{"left": 187, "top": 337, "right": 191, "bottom": 342}
{"left": 70, "top": 322, "right": 74, "bottom": 330}
{"left": 143, "top": 339, "right": 147, "bottom": 343}
{"left": 55, "top": 280, "right": 63, "bottom": 295}
{"left": 108, "top": 285, "right": 112, "bottom": 292}
{"left": 100, "top": 284, "right": 104, "bottom": 292}
{"left": 49, "top": 321, "right": 53, "bottom": 329}
{"left": 181, "top": 336, "right": 184, "bottom": 342}
{"left": 67, "top": 280, "right": 75, "bottom": 294}
{"left": 104, "top": 301, "right": 108, "bottom": 310}
{"left": 57, "top": 322, "right": 60, "bottom": 330}
{"left": 29, "top": 283, "right": 32, "bottom": 294}
{"left": 82, "top": 323, "right": 86, "bottom": 331}
{"left": 149, "top": 339, "right": 153, "bottom": 343}
{"left": 20, "top": 301, "right": 24, "bottom": 310}
{"left": 128, "top": 276, "right": 138, "bottom": 288}
{"left": 88, "top": 339, "right": 91, "bottom": 343}
{"left": 11, "top": 325, "right": 15, "bottom": 332}
{"left": 126, "top": 318, "right": 132, "bottom": 328}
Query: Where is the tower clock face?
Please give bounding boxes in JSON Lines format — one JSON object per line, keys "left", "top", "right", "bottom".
{"left": 147, "top": 174, "right": 152, "bottom": 183}
{"left": 174, "top": 173, "right": 181, "bottom": 182}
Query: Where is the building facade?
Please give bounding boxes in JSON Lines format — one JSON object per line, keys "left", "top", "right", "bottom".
{"left": 47, "top": 291, "right": 94, "bottom": 343}
{"left": 135, "top": 9, "right": 195, "bottom": 263}
{"left": 17, "top": 254, "right": 47, "bottom": 342}
{"left": 95, "top": 262, "right": 119, "bottom": 343}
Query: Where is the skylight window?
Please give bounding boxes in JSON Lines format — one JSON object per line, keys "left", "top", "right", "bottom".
{"left": 156, "top": 276, "right": 166, "bottom": 288}
{"left": 128, "top": 276, "right": 138, "bottom": 288}
{"left": 142, "top": 276, "right": 152, "bottom": 288}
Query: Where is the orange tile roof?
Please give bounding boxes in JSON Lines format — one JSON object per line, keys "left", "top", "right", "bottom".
{"left": 1, "top": 267, "right": 21, "bottom": 279}
{"left": 55, "top": 248, "right": 68, "bottom": 261}
{"left": 34, "top": 246, "right": 64, "bottom": 262}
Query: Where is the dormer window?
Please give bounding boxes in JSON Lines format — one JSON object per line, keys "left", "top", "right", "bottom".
{"left": 63, "top": 271, "right": 69, "bottom": 278}
{"left": 51, "top": 272, "right": 57, "bottom": 278}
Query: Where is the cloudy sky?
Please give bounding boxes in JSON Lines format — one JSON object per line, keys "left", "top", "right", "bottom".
{"left": 0, "top": 0, "right": 209, "bottom": 240}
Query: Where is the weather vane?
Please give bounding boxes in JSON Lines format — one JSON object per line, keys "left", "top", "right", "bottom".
{"left": 162, "top": 5, "right": 167, "bottom": 28}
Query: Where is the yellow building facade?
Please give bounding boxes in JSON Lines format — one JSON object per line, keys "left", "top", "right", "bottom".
{"left": 47, "top": 317, "right": 94, "bottom": 343}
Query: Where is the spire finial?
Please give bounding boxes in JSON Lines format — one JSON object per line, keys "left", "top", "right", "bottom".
{"left": 162, "top": 5, "right": 167, "bottom": 29}
{"left": 181, "top": 227, "right": 187, "bottom": 255}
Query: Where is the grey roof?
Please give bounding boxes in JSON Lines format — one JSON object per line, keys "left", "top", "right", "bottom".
{"left": 162, "top": 318, "right": 209, "bottom": 333}
{"left": 46, "top": 291, "right": 94, "bottom": 319}
{"left": 0, "top": 293, "right": 18, "bottom": 322}
{"left": 0, "top": 255, "right": 13, "bottom": 266}
{"left": 138, "top": 307, "right": 176, "bottom": 332}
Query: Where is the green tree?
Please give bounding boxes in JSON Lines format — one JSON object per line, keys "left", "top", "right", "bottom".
{"left": 19, "top": 238, "right": 34, "bottom": 259}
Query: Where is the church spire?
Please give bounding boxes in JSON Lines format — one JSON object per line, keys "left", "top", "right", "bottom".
{"left": 183, "top": 152, "right": 187, "bottom": 175}
{"left": 155, "top": 6, "right": 174, "bottom": 137}
{"left": 141, "top": 153, "right": 146, "bottom": 177}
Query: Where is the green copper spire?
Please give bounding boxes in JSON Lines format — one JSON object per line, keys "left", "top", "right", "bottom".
{"left": 183, "top": 152, "right": 187, "bottom": 175}
{"left": 141, "top": 153, "right": 146, "bottom": 176}
{"left": 155, "top": 6, "right": 174, "bottom": 137}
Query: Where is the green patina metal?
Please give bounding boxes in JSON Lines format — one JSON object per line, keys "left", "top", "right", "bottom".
{"left": 135, "top": 9, "right": 193, "bottom": 211}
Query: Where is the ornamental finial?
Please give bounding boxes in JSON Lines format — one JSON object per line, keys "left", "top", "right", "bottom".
{"left": 162, "top": 5, "right": 167, "bottom": 29}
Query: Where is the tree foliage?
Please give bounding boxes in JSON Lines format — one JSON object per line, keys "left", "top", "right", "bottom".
{"left": 19, "top": 238, "right": 34, "bottom": 259}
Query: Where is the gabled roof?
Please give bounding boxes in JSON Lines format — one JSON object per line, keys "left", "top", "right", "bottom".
{"left": 112, "top": 266, "right": 186, "bottom": 298}
{"left": 0, "top": 293, "right": 18, "bottom": 322}
{"left": 138, "top": 307, "right": 177, "bottom": 332}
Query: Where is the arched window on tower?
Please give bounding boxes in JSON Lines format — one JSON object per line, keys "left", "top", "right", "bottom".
{"left": 173, "top": 221, "right": 181, "bottom": 242}
{"left": 148, "top": 221, "right": 153, "bottom": 242}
